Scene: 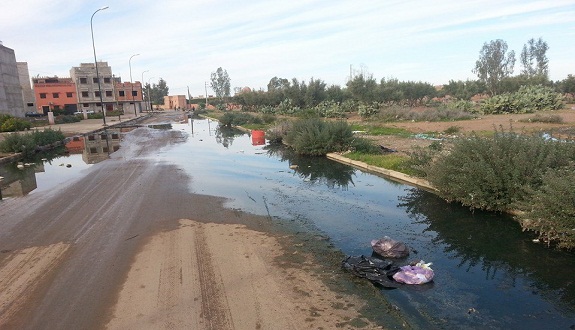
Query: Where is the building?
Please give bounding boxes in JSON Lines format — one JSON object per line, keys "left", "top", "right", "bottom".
{"left": 32, "top": 77, "right": 77, "bottom": 114}
{"left": 70, "top": 62, "right": 115, "bottom": 114}
{"left": 163, "top": 95, "right": 188, "bottom": 110}
{"left": 114, "top": 80, "right": 144, "bottom": 114}
{"left": 0, "top": 43, "right": 25, "bottom": 117}
{"left": 17, "top": 62, "right": 35, "bottom": 114}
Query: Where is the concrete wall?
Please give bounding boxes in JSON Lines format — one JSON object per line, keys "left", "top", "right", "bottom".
{"left": 0, "top": 44, "right": 25, "bottom": 117}
{"left": 17, "top": 62, "right": 35, "bottom": 113}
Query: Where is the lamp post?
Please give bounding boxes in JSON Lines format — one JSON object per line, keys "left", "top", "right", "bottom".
{"left": 90, "top": 6, "right": 109, "bottom": 126}
{"left": 147, "top": 77, "right": 155, "bottom": 112}
{"left": 129, "top": 53, "right": 140, "bottom": 116}
{"left": 141, "top": 70, "right": 149, "bottom": 111}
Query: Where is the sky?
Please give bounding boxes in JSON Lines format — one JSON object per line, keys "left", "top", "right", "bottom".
{"left": 1, "top": 0, "right": 574, "bottom": 97}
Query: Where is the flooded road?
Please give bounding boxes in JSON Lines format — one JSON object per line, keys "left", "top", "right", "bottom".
{"left": 1, "top": 113, "right": 574, "bottom": 329}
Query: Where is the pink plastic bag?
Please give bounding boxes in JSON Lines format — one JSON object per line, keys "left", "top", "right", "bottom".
{"left": 392, "top": 262, "right": 435, "bottom": 285}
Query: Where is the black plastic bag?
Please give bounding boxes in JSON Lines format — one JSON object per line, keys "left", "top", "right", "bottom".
{"left": 342, "top": 255, "right": 401, "bottom": 288}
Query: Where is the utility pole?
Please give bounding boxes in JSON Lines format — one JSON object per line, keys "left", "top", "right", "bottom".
{"left": 205, "top": 81, "right": 208, "bottom": 107}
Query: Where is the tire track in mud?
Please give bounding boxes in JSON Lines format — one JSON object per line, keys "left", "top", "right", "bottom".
{"left": 0, "top": 243, "right": 70, "bottom": 328}
{"left": 194, "top": 224, "right": 235, "bottom": 330}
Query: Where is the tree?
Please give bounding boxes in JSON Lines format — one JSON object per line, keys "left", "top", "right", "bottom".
{"left": 148, "top": 78, "right": 169, "bottom": 106}
{"left": 473, "top": 39, "right": 516, "bottom": 96}
{"left": 520, "top": 37, "right": 549, "bottom": 78}
{"left": 210, "top": 67, "right": 231, "bottom": 103}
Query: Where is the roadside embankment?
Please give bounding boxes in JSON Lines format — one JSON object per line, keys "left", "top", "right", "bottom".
{"left": 326, "top": 152, "right": 437, "bottom": 192}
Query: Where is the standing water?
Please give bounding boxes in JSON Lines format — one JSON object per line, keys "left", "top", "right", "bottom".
{"left": 2, "top": 118, "right": 574, "bottom": 328}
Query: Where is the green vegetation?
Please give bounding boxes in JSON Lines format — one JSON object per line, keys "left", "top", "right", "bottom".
{"left": 283, "top": 119, "right": 354, "bottom": 156}
{"left": 0, "top": 114, "right": 32, "bottom": 132}
{"left": 346, "top": 152, "right": 416, "bottom": 176}
{"left": 0, "top": 128, "right": 65, "bottom": 159}
{"left": 480, "top": 85, "right": 563, "bottom": 114}
{"left": 412, "top": 128, "right": 575, "bottom": 249}
{"left": 519, "top": 114, "right": 564, "bottom": 124}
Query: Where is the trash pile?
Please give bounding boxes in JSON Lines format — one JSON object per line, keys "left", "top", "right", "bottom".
{"left": 343, "top": 236, "right": 434, "bottom": 288}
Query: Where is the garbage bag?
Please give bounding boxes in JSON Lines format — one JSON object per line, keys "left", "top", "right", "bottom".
{"left": 392, "top": 261, "right": 434, "bottom": 285}
{"left": 371, "top": 236, "right": 409, "bottom": 258}
{"left": 342, "top": 255, "right": 401, "bottom": 288}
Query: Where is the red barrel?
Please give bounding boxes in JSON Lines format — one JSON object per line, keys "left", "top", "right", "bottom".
{"left": 251, "top": 130, "right": 265, "bottom": 146}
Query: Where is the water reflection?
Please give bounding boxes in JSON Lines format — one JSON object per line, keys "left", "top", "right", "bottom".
{"left": 0, "top": 128, "right": 125, "bottom": 199}
{"left": 214, "top": 126, "right": 245, "bottom": 148}
{"left": 265, "top": 144, "right": 355, "bottom": 189}
{"left": 398, "top": 188, "right": 575, "bottom": 311}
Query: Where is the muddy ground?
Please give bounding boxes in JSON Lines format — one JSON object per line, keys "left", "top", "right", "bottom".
{"left": 0, "top": 113, "right": 393, "bottom": 329}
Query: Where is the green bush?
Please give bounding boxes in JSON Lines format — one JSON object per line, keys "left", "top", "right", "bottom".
{"left": 219, "top": 111, "right": 261, "bottom": 127}
{"left": 33, "top": 128, "right": 65, "bottom": 146}
{"left": 517, "top": 165, "right": 575, "bottom": 249}
{"left": 425, "top": 129, "right": 575, "bottom": 212}
{"left": 0, "top": 128, "right": 65, "bottom": 158}
{"left": 284, "top": 118, "right": 354, "bottom": 156}
{"left": 0, "top": 116, "right": 31, "bottom": 132}
{"left": 0, "top": 133, "right": 36, "bottom": 157}
{"left": 55, "top": 115, "right": 81, "bottom": 124}
{"left": 480, "top": 85, "right": 564, "bottom": 114}
{"left": 314, "top": 100, "right": 346, "bottom": 118}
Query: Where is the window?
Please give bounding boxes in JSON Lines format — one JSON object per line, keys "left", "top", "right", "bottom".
{"left": 52, "top": 93, "right": 59, "bottom": 98}
{"left": 93, "top": 77, "right": 99, "bottom": 83}
{"left": 39, "top": 93, "right": 47, "bottom": 99}
{"left": 66, "top": 92, "right": 73, "bottom": 98}
{"left": 104, "top": 77, "right": 111, "bottom": 83}
{"left": 83, "top": 103, "right": 89, "bottom": 107}
{"left": 27, "top": 102, "right": 34, "bottom": 106}
{"left": 95, "top": 91, "right": 101, "bottom": 97}
{"left": 106, "top": 91, "right": 113, "bottom": 97}
{"left": 73, "top": 137, "right": 80, "bottom": 141}
{"left": 80, "top": 77, "right": 87, "bottom": 84}
{"left": 132, "top": 91, "right": 138, "bottom": 97}
{"left": 81, "top": 91, "right": 89, "bottom": 97}
{"left": 111, "top": 133, "right": 119, "bottom": 140}
{"left": 113, "top": 145, "right": 120, "bottom": 152}
{"left": 119, "top": 91, "right": 125, "bottom": 97}
{"left": 42, "top": 106, "right": 50, "bottom": 112}
{"left": 90, "top": 147, "right": 97, "bottom": 154}
{"left": 88, "top": 135, "right": 96, "bottom": 141}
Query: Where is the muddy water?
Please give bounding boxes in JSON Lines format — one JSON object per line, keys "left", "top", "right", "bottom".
{"left": 2, "top": 118, "right": 575, "bottom": 328}
{"left": 165, "top": 119, "right": 575, "bottom": 329}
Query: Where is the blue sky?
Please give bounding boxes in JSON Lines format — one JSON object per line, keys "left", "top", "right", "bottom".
{"left": 1, "top": 0, "right": 574, "bottom": 97}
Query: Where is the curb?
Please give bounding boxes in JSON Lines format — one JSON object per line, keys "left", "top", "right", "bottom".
{"left": 326, "top": 153, "right": 437, "bottom": 192}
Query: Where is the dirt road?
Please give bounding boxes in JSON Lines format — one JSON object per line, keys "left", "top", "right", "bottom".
{"left": 0, "top": 113, "right": 385, "bottom": 329}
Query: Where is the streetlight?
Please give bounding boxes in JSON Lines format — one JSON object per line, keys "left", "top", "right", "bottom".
{"left": 129, "top": 53, "right": 140, "bottom": 116}
{"left": 147, "top": 76, "right": 155, "bottom": 112}
{"left": 141, "top": 70, "right": 149, "bottom": 111}
{"left": 90, "top": 6, "right": 109, "bottom": 126}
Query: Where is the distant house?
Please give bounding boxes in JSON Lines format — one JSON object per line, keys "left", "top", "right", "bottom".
{"left": 163, "top": 95, "right": 188, "bottom": 110}
{"left": 32, "top": 77, "right": 77, "bottom": 114}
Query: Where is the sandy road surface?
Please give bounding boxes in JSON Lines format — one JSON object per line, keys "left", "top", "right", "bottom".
{"left": 0, "top": 113, "right": 384, "bottom": 329}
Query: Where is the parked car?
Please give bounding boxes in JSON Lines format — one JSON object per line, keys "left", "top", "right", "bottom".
{"left": 25, "top": 111, "right": 45, "bottom": 117}
{"left": 73, "top": 111, "right": 95, "bottom": 115}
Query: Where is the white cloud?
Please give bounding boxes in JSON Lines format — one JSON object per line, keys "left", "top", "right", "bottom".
{"left": 1, "top": 0, "right": 573, "bottom": 95}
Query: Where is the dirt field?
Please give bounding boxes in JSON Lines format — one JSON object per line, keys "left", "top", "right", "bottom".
{"left": 354, "top": 107, "right": 575, "bottom": 155}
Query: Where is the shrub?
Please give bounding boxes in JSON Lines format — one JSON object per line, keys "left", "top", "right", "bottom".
{"left": 55, "top": 115, "right": 81, "bottom": 124}
{"left": 33, "top": 128, "right": 65, "bottom": 146}
{"left": 0, "top": 116, "right": 31, "bottom": 132}
{"left": 284, "top": 118, "right": 354, "bottom": 156}
{"left": 314, "top": 100, "right": 346, "bottom": 118}
{"left": 480, "top": 85, "right": 564, "bottom": 114}
{"left": 517, "top": 165, "right": 575, "bottom": 250}
{"left": 358, "top": 102, "right": 380, "bottom": 118}
{"left": 518, "top": 114, "right": 564, "bottom": 124}
{"left": 0, "top": 133, "right": 36, "bottom": 157}
{"left": 425, "top": 128, "right": 575, "bottom": 212}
